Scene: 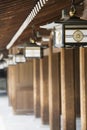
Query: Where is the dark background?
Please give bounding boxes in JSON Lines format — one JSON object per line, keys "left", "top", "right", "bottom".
{"left": 0, "top": 70, "right": 7, "bottom": 78}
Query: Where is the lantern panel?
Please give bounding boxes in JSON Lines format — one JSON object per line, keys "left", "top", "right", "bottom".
{"left": 24, "top": 47, "right": 42, "bottom": 58}
{"left": 65, "top": 25, "right": 87, "bottom": 44}
{"left": 54, "top": 24, "right": 63, "bottom": 47}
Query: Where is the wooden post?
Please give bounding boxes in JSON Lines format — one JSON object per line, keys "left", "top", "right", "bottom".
{"left": 7, "top": 66, "right": 16, "bottom": 106}
{"left": 7, "top": 61, "right": 34, "bottom": 114}
{"left": 7, "top": 46, "right": 34, "bottom": 114}
{"left": 48, "top": 42, "right": 60, "bottom": 130}
{"left": 74, "top": 48, "right": 80, "bottom": 117}
{"left": 61, "top": 48, "right": 76, "bottom": 130}
{"left": 80, "top": 47, "right": 87, "bottom": 130}
{"left": 33, "top": 59, "right": 40, "bottom": 117}
{"left": 40, "top": 56, "right": 49, "bottom": 124}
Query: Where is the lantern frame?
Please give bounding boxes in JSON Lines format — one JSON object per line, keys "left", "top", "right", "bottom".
{"left": 15, "top": 52, "right": 26, "bottom": 63}
{"left": 54, "top": 0, "right": 87, "bottom": 48}
{"left": 54, "top": 16, "right": 87, "bottom": 48}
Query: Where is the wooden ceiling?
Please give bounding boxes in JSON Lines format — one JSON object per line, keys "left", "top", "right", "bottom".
{"left": 0, "top": 0, "right": 84, "bottom": 51}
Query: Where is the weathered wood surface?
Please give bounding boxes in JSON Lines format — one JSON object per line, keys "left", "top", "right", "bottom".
{"left": 40, "top": 56, "right": 49, "bottom": 124}
{"left": 7, "top": 60, "right": 34, "bottom": 114}
{"left": 80, "top": 47, "right": 87, "bottom": 130}
{"left": 33, "top": 59, "right": 41, "bottom": 117}
{"left": 61, "top": 48, "right": 76, "bottom": 130}
{"left": 48, "top": 41, "right": 61, "bottom": 130}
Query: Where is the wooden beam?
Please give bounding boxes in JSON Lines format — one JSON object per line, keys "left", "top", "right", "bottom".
{"left": 80, "top": 47, "right": 87, "bottom": 130}
{"left": 40, "top": 56, "right": 49, "bottom": 124}
{"left": 33, "top": 59, "right": 41, "bottom": 117}
{"left": 61, "top": 48, "right": 76, "bottom": 130}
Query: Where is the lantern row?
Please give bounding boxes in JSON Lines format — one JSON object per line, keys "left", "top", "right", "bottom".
{"left": 0, "top": 44, "right": 43, "bottom": 69}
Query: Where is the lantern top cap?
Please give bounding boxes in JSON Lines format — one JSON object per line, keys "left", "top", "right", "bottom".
{"left": 55, "top": 16, "right": 87, "bottom": 25}
{"left": 55, "top": 0, "right": 87, "bottom": 25}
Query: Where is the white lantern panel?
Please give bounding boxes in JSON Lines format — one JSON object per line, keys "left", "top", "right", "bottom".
{"left": 24, "top": 47, "right": 41, "bottom": 58}
{"left": 0, "top": 64, "right": 4, "bottom": 69}
{"left": 3, "top": 62, "right": 8, "bottom": 68}
{"left": 54, "top": 24, "right": 63, "bottom": 47}
{"left": 65, "top": 29, "right": 87, "bottom": 43}
{"left": 15, "top": 55, "right": 26, "bottom": 63}
{"left": 8, "top": 58, "right": 16, "bottom": 65}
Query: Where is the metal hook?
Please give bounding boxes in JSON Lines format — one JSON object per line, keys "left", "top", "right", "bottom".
{"left": 69, "top": 0, "right": 76, "bottom": 16}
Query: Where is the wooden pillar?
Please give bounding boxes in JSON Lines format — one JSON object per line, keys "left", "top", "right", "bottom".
{"left": 74, "top": 48, "right": 80, "bottom": 117}
{"left": 7, "top": 66, "right": 16, "bottom": 106}
{"left": 7, "top": 60, "right": 34, "bottom": 114}
{"left": 40, "top": 56, "right": 49, "bottom": 124}
{"left": 33, "top": 59, "right": 40, "bottom": 117}
{"left": 48, "top": 42, "right": 60, "bottom": 130}
{"left": 61, "top": 48, "right": 76, "bottom": 130}
{"left": 7, "top": 46, "right": 34, "bottom": 114}
{"left": 80, "top": 47, "right": 87, "bottom": 130}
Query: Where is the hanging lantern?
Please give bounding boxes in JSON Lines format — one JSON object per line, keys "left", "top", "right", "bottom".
{"left": 0, "top": 59, "right": 7, "bottom": 69}
{"left": 5, "top": 55, "right": 16, "bottom": 66}
{"left": 54, "top": 0, "right": 87, "bottom": 48}
{"left": 24, "top": 42, "right": 43, "bottom": 58}
{"left": 15, "top": 51, "right": 26, "bottom": 63}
